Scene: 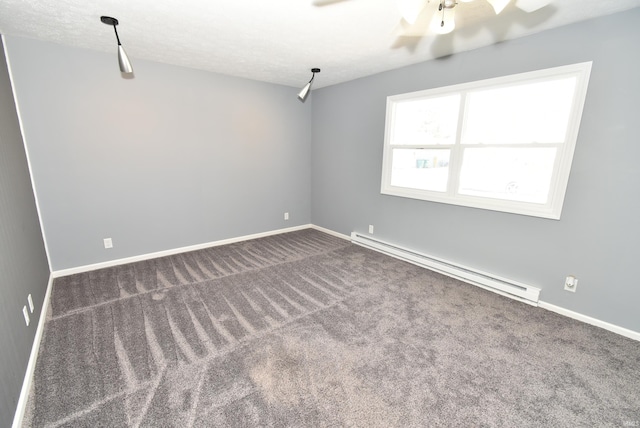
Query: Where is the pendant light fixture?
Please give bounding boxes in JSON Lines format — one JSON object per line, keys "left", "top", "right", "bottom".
{"left": 100, "top": 16, "right": 134, "bottom": 74}
{"left": 298, "top": 68, "right": 321, "bottom": 102}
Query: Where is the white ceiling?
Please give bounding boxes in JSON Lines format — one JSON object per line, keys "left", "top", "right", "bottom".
{"left": 0, "top": 0, "right": 639, "bottom": 89}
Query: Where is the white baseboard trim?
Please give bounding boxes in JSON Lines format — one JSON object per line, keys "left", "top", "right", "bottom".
{"left": 309, "top": 224, "right": 350, "bottom": 241}
{"left": 538, "top": 301, "right": 640, "bottom": 342}
{"left": 52, "top": 224, "right": 313, "bottom": 278}
{"left": 12, "top": 273, "right": 54, "bottom": 428}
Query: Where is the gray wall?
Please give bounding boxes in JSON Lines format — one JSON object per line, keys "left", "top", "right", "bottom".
{"left": 4, "top": 36, "right": 312, "bottom": 271}
{"left": 311, "top": 9, "right": 640, "bottom": 332}
{"left": 0, "top": 36, "right": 50, "bottom": 426}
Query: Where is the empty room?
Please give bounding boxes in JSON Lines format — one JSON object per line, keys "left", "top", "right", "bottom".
{"left": 1, "top": 0, "right": 639, "bottom": 426}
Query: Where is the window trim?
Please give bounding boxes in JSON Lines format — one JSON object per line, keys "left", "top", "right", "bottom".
{"left": 380, "top": 62, "right": 592, "bottom": 219}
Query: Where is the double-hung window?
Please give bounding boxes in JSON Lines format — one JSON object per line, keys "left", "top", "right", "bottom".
{"left": 381, "top": 62, "right": 592, "bottom": 219}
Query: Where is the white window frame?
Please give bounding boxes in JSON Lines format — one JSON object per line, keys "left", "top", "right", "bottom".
{"left": 381, "top": 62, "right": 592, "bottom": 219}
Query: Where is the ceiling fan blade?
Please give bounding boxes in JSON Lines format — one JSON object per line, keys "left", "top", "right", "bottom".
{"left": 486, "top": 0, "right": 511, "bottom": 14}
{"left": 394, "top": 1, "right": 437, "bottom": 37}
{"left": 312, "top": 0, "right": 350, "bottom": 6}
{"left": 515, "top": 0, "right": 551, "bottom": 13}
{"left": 397, "top": 0, "right": 429, "bottom": 24}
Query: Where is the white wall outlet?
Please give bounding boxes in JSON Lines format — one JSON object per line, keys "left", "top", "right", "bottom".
{"left": 27, "top": 294, "right": 34, "bottom": 313}
{"left": 564, "top": 275, "right": 578, "bottom": 292}
{"left": 284, "top": 212, "right": 289, "bottom": 220}
{"left": 368, "top": 225, "right": 374, "bottom": 234}
{"left": 103, "top": 238, "right": 113, "bottom": 249}
{"left": 22, "top": 306, "right": 30, "bottom": 326}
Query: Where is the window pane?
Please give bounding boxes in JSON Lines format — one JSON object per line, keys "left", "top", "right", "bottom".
{"left": 390, "top": 149, "right": 450, "bottom": 192}
{"left": 391, "top": 94, "right": 460, "bottom": 146}
{"left": 462, "top": 77, "right": 577, "bottom": 145}
{"left": 458, "top": 148, "right": 556, "bottom": 203}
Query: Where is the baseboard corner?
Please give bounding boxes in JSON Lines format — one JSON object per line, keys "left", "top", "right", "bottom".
{"left": 538, "top": 300, "right": 640, "bottom": 342}
{"left": 309, "top": 224, "right": 350, "bottom": 241}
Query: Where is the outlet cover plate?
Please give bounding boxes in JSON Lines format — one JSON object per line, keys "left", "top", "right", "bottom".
{"left": 23, "top": 306, "right": 30, "bottom": 326}
{"left": 564, "top": 275, "right": 578, "bottom": 292}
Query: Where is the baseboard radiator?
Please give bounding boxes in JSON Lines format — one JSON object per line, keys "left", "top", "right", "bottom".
{"left": 351, "top": 232, "right": 540, "bottom": 306}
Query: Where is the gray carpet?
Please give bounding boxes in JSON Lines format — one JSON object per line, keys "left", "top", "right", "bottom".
{"left": 24, "top": 229, "right": 640, "bottom": 427}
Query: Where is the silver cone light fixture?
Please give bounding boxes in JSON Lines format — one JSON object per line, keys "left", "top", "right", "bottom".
{"left": 100, "top": 16, "right": 133, "bottom": 74}
{"left": 298, "top": 68, "right": 320, "bottom": 102}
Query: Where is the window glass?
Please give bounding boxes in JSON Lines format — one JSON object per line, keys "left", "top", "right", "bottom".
{"left": 462, "top": 77, "right": 577, "bottom": 145}
{"left": 390, "top": 149, "right": 450, "bottom": 192}
{"left": 391, "top": 94, "right": 460, "bottom": 146}
{"left": 458, "top": 147, "right": 557, "bottom": 204}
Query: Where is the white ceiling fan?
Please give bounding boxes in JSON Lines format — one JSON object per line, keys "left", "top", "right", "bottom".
{"left": 397, "top": 0, "right": 552, "bottom": 35}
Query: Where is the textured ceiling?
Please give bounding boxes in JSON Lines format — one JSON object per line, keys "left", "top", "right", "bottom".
{"left": 0, "top": 0, "right": 639, "bottom": 89}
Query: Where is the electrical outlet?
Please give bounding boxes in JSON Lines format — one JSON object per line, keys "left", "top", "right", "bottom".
{"left": 27, "top": 294, "right": 34, "bottom": 313}
{"left": 368, "top": 225, "right": 374, "bottom": 234}
{"left": 284, "top": 212, "right": 289, "bottom": 220}
{"left": 22, "top": 306, "right": 30, "bottom": 326}
{"left": 103, "top": 238, "right": 113, "bottom": 249}
{"left": 564, "top": 275, "right": 578, "bottom": 292}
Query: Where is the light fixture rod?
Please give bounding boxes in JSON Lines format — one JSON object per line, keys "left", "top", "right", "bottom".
{"left": 101, "top": 16, "right": 123, "bottom": 45}
{"left": 309, "top": 67, "right": 321, "bottom": 83}
{"left": 113, "top": 25, "right": 122, "bottom": 46}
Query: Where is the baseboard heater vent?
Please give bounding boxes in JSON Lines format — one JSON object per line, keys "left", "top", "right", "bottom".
{"left": 351, "top": 232, "right": 540, "bottom": 306}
